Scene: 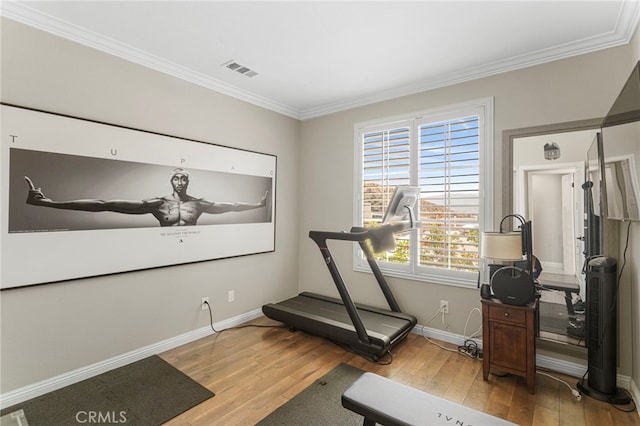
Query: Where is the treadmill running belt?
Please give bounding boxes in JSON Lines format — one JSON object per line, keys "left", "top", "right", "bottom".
{"left": 262, "top": 292, "right": 416, "bottom": 360}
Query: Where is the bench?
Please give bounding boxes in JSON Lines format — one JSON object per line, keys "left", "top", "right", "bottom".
{"left": 342, "top": 372, "right": 515, "bottom": 425}
{"left": 538, "top": 279, "right": 581, "bottom": 315}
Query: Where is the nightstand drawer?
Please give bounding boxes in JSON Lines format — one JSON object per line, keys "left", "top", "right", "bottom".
{"left": 488, "top": 305, "right": 526, "bottom": 325}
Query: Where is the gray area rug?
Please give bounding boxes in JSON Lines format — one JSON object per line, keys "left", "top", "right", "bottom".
{"left": 0, "top": 355, "right": 214, "bottom": 426}
{"left": 257, "top": 362, "right": 365, "bottom": 426}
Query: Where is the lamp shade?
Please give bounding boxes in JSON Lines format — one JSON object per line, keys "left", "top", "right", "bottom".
{"left": 480, "top": 232, "right": 523, "bottom": 261}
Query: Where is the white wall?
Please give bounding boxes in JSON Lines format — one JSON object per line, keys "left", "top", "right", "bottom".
{"left": 298, "top": 43, "right": 634, "bottom": 369}
{"left": 530, "top": 174, "right": 564, "bottom": 265}
{"left": 0, "top": 19, "right": 301, "bottom": 394}
{"left": 513, "top": 130, "right": 599, "bottom": 166}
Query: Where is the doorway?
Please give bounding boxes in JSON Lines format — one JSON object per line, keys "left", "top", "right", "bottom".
{"left": 517, "top": 165, "right": 583, "bottom": 279}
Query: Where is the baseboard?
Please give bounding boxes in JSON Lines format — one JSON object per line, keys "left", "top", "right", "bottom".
{"left": 413, "top": 324, "right": 633, "bottom": 391}
{"left": 413, "top": 324, "right": 480, "bottom": 348}
{"left": 0, "top": 308, "right": 263, "bottom": 409}
{"left": 630, "top": 378, "right": 640, "bottom": 415}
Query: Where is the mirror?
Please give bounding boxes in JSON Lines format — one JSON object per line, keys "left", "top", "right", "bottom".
{"left": 512, "top": 128, "right": 599, "bottom": 347}
{"left": 503, "top": 118, "right": 601, "bottom": 351}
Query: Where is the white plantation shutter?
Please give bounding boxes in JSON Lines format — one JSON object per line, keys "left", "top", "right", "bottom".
{"left": 418, "top": 116, "right": 480, "bottom": 273}
{"left": 355, "top": 99, "right": 493, "bottom": 286}
{"left": 362, "top": 125, "right": 411, "bottom": 225}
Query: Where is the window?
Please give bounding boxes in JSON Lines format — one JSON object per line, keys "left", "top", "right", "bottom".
{"left": 354, "top": 98, "right": 494, "bottom": 287}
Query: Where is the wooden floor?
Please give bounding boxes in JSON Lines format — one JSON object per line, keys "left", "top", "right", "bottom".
{"left": 160, "top": 316, "right": 639, "bottom": 426}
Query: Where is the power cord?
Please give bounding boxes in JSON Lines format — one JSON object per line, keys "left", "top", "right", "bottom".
{"left": 422, "top": 305, "right": 457, "bottom": 352}
{"left": 463, "top": 307, "right": 482, "bottom": 340}
{"left": 202, "top": 300, "right": 285, "bottom": 335}
{"left": 457, "top": 339, "right": 483, "bottom": 359}
{"left": 203, "top": 300, "right": 219, "bottom": 333}
{"left": 617, "top": 221, "right": 632, "bottom": 283}
{"left": 422, "top": 305, "right": 483, "bottom": 360}
{"left": 459, "top": 307, "right": 483, "bottom": 359}
{"left": 611, "top": 394, "right": 637, "bottom": 412}
{"left": 537, "top": 369, "right": 582, "bottom": 401}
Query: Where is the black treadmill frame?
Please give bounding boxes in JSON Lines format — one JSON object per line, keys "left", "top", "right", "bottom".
{"left": 263, "top": 225, "right": 417, "bottom": 360}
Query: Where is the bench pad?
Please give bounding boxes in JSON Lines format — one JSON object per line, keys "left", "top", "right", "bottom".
{"left": 342, "top": 372, "right": 515, "bottom": 426}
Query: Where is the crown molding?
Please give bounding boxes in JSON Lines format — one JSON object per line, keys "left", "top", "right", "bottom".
{"left": 3, "top": 1, "right": 639, "bottom": 121}
{"left": 299, "top": 1, "right": 640, "bottom": 120}
{"left": 0, "top": 2, "right": 301, "bottom": 119}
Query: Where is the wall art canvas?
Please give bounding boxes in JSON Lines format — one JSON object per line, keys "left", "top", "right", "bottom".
{"left": 1, "top": 104, "right": 276, "bottom": 289}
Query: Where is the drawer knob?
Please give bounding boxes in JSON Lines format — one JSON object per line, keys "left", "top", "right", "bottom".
{"left": 504, "top": 312, "right": 510, "bottom": 317}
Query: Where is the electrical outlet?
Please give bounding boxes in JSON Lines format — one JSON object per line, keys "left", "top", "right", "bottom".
{"left": 201, "top": 297, "right": 209, "bottom": 311}
{"left": 228, "top": 290, "right": 235, "bottom": 303}
{"left": 440, "top": 300, "right": 449, "bottom": 314}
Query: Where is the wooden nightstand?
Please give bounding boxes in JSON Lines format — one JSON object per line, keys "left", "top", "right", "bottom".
{"left": 482, "top": 298, "right": 537, "bottom": 393}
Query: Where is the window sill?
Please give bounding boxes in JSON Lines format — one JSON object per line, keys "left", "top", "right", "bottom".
{"left": 354, "top": 265, "right": 478, "bottom": 288}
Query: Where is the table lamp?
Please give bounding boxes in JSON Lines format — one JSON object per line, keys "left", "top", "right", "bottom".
{"left": 480, "top": 232, "right": 524, "bottom": 261}
{"left": 480, "top": 214, "right": 536, "bottom": 305}
{"left": 479, "top": 231, "right": 523, "bottom": 299}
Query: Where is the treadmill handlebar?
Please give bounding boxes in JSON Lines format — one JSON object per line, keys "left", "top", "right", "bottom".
{"left": 308, "top": 223, "right": 409, "bottom": 247}
{"left": 306, "top": 222, "right": 414, "bottom": 346}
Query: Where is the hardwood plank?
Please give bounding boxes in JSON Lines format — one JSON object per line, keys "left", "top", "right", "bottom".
{"left": 507, "top": 377, "right": 536, "bottom": 425}
{"left": 532, "top": 405, "right": 559, "bottom": 426}
{"left": 160, "top": 316, "right": 640, "bottom": 425}
{"left": 484, "top": 373, "right": 517, "bottom": 419}
{"left": 443, "top": 355, "right": 482, "bottom": 404}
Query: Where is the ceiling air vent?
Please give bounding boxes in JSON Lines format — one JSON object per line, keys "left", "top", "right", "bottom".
{"left": 222, "top": 60, "right": 259, "bottom": 77}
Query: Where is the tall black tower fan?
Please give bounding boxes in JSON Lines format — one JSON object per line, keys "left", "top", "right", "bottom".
{"left": 577, "top": 257, "right": 630, "bottom": 404}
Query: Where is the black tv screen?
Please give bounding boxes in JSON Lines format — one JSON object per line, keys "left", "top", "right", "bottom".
{"left": 600, "top": 60, "right": 640, "bottom": 221}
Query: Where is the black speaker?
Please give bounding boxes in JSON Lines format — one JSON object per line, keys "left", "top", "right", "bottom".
{"left": 490, "top": 266, "right": 535, "bottom": 306}
{"left": 577, "top": 256, "right": 630, "bottom": 404}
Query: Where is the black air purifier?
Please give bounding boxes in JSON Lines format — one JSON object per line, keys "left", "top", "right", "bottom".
{"left": 577, "top": 257, "right": 630, "bottom": 404}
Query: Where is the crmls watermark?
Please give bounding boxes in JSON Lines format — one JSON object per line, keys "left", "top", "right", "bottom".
{"left": 5, "top": 409, "right": 29, "bottom": 426}
{"left": 75, "top": 411, "right": 127, "bottom": 424}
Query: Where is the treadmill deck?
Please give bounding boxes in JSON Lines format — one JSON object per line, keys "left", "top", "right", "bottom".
{"left": 262, "top": 292, "right": 417, "bottom": 359}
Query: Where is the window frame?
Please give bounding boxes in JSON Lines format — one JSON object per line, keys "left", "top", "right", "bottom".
{"left": 353, "top": 98, "right": 495, "bottom": 288}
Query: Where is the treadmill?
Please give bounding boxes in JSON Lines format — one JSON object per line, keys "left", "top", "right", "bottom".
{"left": 262, "top": 187, "right": 419, "bottom": 361}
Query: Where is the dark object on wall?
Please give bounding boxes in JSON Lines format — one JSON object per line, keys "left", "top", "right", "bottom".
{"left": 544, "top": 142, "right": 561, "bottom": 160}
{"left": 490, "top": 266, "right": 535, "bottom": 306}
{"left": 599, "top": 60, "right": 640, "bottom": 221}
{"left": 577, "top": 257, "right": 631, "bottom": 404}
{"left": 602, "top": 60, "right": 640, "bottom": 128}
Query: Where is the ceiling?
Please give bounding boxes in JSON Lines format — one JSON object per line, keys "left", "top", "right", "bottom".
{"left": 2, "top": 1, "right": 640, "bottom": 120}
